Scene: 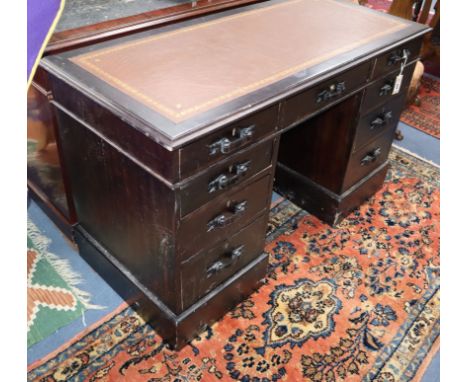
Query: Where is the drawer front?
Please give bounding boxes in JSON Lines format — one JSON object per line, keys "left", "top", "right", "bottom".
{"left": 179, "top": 139, "right": 274, "bottom": 216}
{"left": 361, "top": 62, "right": 416, "bottom": 114}
{"left": 354, "top": 95, "right": 405, "bottom": 152}
{"left": 177, "top": 174, "right": 271, "bottom": 260}
{"left": 343, "top": 127, "right": 395, "bottom": 191}
{"left": 180, "top": 105, "right": 278, "bottom": 179}
{"left": 180, "top": 215, "right": 268, "bottom": 310}
{"left": 280, "top": 60, "right": 371, "bottom": 128}
{"left": 372, "top": 37, "right": 423, "bottom": 80}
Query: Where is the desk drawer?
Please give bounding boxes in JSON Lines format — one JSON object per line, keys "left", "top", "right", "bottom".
{"left": 343, "top": 127, "right": 395, "bottom": 190}
{"left": 372, "top": 37, "right": 423, "bottom": 80}
{"left": 354, "top": 95, "right": 405, "bottom": 152}
{"left": 280, "top": 61, "right": 371, "bottom": 128}
{"left": 177, "top": 174, "right": 271, "bottom": 260}
{"left": 178, "top": 139, "right": 274, "bottom": 216}
{"left": 361, "top": 62, "right": 415, "bottom": 114}
{"left": 180, "top": 105, "right": 278, "bottom": 179}
{"left": 180, "top": 215, "right": 268, "bottom": 310}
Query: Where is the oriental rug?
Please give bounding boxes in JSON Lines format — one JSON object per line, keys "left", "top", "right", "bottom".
{"left": 27, "top": 220, "right": 100, "bottom": 348}
{"left": 28, "top": 147, "right": 440, "bottom": 382}
{"left": 400, "top": 75, "right": 440, "bottom": 139}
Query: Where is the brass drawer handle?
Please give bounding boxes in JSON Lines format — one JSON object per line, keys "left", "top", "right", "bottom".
{"left": 207, "top": 201, "right": 247, "bottom": 232}
{"left": 387, "top": 48, "right": 411, "bottom": 66}
{"left": 208, "top": 161, "right": 251, "bottom": 193}
{"left": 370, "top": 111, "right": 393, "bottom": 129}
{"left": 316, "top": 81, "right": 346, "bottom": 103}
{"left": 208, "top": 126, "right": 255, "bottom": 156}
{"left": 206, "top": 245, "right": 244, "bottom": 278}
{"left": 360, "top": 147, "right": 382, "bottom": 166}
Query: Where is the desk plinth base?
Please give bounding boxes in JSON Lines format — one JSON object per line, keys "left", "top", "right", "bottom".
{"left": 274, "top": 161, "right": 388, "bottom": 226}
{"left": 74, "top": 226, "right": 269, "bottom": 350}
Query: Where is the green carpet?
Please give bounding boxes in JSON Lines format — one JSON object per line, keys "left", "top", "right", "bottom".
{"left": 27, "top": 220, "right": 99, "bottom": 347}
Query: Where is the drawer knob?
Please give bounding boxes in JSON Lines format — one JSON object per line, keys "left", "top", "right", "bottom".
{"left": 316, "top": 81, "right": 346, "bottom": 103}
{"left": 370, "top": 111, "right": 393, "bottom": 129}
{"left": 360, "top": 147, "right": 382, "bottom": 166}
{"left": 379, "top": 82, "right": 394, "bottom": 97}
{"left": 208, "top": 160, "right": 251, "bottom": 193}
{"left": 206, "top": 245, "right": 244, "bottom": 278}
{"left": 207, "top": 201, "right": 247, "bottom": 232}
{"left": 208, "top": 125, "right": 255, "bottom": 156}
{"left": 387, "top": 48, "right": 411, "bottom": 66}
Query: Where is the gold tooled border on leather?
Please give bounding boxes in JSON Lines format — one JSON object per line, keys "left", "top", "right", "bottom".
{"left": 71, "top": 0, "right": 406, "bottom": 123}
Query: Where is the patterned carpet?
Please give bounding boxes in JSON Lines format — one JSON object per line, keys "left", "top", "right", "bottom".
{"left": 27, "top": 220, "right": 100, "bottom": 348}
{"left": 401, "top": 75, "right": 440, "bottom": 139}
{"left": 28, "top": 147, "right": 440, "bottom": 382}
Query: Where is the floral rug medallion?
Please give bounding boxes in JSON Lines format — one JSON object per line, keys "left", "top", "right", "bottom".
{"left": 263, "top": 279, "right": 342, "bottom": 348}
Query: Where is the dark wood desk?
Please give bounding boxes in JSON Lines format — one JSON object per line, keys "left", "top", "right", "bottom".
{"left": 27, "top": 0, "right": 265, "bottom": 237}
{"left": 41, "top": 0, "right": 429, "bottom": 348}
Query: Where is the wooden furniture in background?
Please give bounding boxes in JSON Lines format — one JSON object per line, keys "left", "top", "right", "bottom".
{"left": 389, "top": 0, "right": 415, "bottom": 19}
{"left": 388, "top": 0, "right": 439, "bottom": 60}
{"left": 41, "top": 0, "right": 428, "bottom": 348}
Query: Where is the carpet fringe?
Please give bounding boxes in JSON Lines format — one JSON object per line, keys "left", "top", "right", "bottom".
{"left": 27, "top": 219, "right": 51, "bottom": 254}
{"left": 44, "top": 251, "right": 104, "bottom": 311}
{"left": 27, "top": 219, "right": 104, "bottom": 312}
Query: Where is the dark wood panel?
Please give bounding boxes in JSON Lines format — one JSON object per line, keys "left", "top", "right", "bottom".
{"left": 342, "top": 127, "right": 396, "bottom": 191}
{"left": 50, "top": 79, "right": 179, "bottom": 182}
{"left": 279, "top": 61, "right": 371, "bottom": 129}
{"left": 178, "top": 139, "right": 275, "bottom": 216}
{"left": 177, "top": 173, "right": 271, "bottom": 260}
{"left": 274, "top": 162, "right": 388, "bottom": 226}
{"left": 175, "top": 252, "right": 269, "bottom": 349}
{"left": 54, "top": 107, "right": 180, "bottom": 312}
{"left": 179, "top": 104, "right": 278, "bottom": 178}
{"left": 31, "top": 67, "right": 51, "bottom": 90}
{"left": 180, "top": 214, "right": 268, "bottom": 310}
{"left": 372, "top": 36, "right": 423, "bottom": 80}
{"left": 361, "top": 61, "right": 416, "bottom": 114}
{"left": 278, "top": 92, "right": 363, "bottom": 195}
{"left": 353, "top": 94, "right": 405, "bottom": 152}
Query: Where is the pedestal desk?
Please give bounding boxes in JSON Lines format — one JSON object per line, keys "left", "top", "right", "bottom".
{"left": 41, "top": 0, "right": 429, "bottom": 348}
{"left": 28, "top": 0, "right": 265, "bottom": 237}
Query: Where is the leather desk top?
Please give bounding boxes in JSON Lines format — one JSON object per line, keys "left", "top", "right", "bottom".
{"left": 42, "top": 0, "right": 428, "bottom": 148}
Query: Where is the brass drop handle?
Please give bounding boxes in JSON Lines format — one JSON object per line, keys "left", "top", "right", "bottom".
{"left": 316, "top": 81, "right": 346, "bottom": 103}
{"left": 208, "top": 126, "right": 255, "bottom": 156}
{"left": 360, "top": 147, "right": 382, "bottom": 166}
{"left": 370, "top": 111, "right": 393, "bottom": 129}
{"left": 207, "top": 201, "right": 247, "bottom": 232}
{"left": 206, "top": 245, "right": 244, "bottom": 278}
{"left": 208, "top": 161, "right": 251, "bottom": 193}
